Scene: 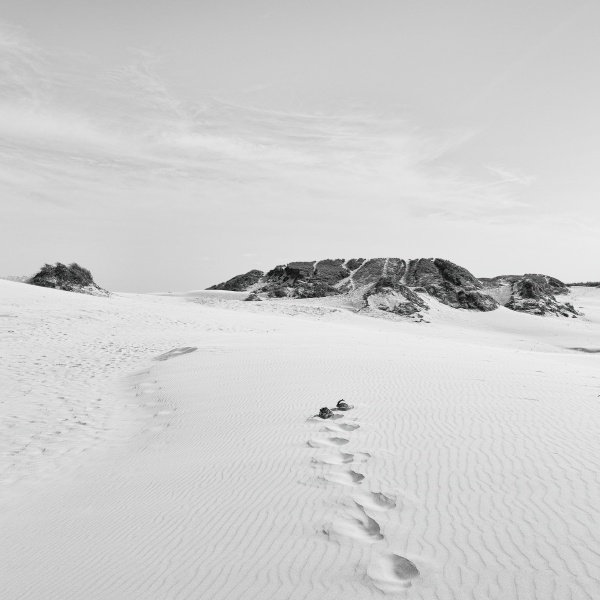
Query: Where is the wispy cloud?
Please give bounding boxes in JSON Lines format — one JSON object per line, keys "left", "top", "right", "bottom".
{"left": 0, "top": 22, "right": 49, "bottom": 103}
{"left": 0, "top": 21, "right": 535, "bottom": 225}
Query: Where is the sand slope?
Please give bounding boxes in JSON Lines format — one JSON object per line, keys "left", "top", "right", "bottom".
{"left": 1, "top": 281, "right": 600, "bottom": 599}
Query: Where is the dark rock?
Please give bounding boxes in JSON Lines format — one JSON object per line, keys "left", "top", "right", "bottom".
{"left": 245, "top": 292, "right": 262, "bottom": 301}
{"left": 345, "top": 258, "right": 366, "bottom": 272}
{"left": 386, "top": 258, "right": 407, "bottom": 284}
{"left": 208, "top": 269, "right": 264, "bottom": 291}
{"left": 269, "top": 287, "right": 288, "bottom": 298}
{"left": 433, "top": 258, "right": 482, "bottom": 289}
{"left": 314, "top": 259, "right": 349, "bottom": 285}
{"left": 481, "top": 274, "right": 578, "bottom": 317}
{"left": 284, "top": 261, "right": 315, "bottom": 282}
{"left": 264, "top": 261, "right": 314, "bottom": 283}
{"left": 403, "top": 258, "right": 442, "bottom": 288}
{"left": 265, "top": 265, "right": 287, "bottom": 279}
{"left": 258, "top": 259, "right": 344, "bottom": 299}
{"left": 336, "top": 400, "right": 352, "bottom": 411}
{"left": 27, "top": 263, "right": 109, "bottom": 296}
{"left": 404, "top": 258, "right": 496, "bottom": 311}
{"left": 353, "top": 258, "right": 387, "bottom": 287}
{"left": 208, "top": 257, "right": 574, "bottom": 319}
{"left": 319, "top": 407, "right": 334, "bottom": 419}
{"left": 364, "top": 277, "right": 427, "bottom": 316}
{"left": 294, "top": 282, "right": 340, "bottom": 298}
{"left": 456, "top": 289, "right": 498, "bottom": 311}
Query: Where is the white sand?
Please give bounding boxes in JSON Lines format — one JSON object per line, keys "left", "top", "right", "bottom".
{"left": 1, "top": 279, "right": 600, "bottom": 599}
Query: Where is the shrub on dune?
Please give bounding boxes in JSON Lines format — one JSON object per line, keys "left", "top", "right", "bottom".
{"left": 27, "top": 262, "right": 109, "bottom": 296}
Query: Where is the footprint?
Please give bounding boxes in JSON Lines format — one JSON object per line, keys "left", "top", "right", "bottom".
{"left": 306, "top": 414, "right": 343, "bottom": 423}
{"left": 354, "top": 491, "right": 397, "bottom": 512}
{"left": 391, "top": 555, "right": 420, "bottom": 580}
{"left": 344, "top": 451, "right": 371, "bottom": 464}
{"left": 307, "top": 437, "right": 349, "bottom": 448}
{"left": 154, "top": 347, "right": 198, "bottom": 361}
{"left": 321, "top": 423, "right": 360, "bottom": 433}
{"left": 328, "top": 505, "right": 383, "bottom": 543}
{"left": 368, "top": 551, "right": 420, "bottom": 592}
{"left": 312, "top": 452, "right": 354, "bottom": 465}
{"left": 322, "top": 469, "right": 364, "bottom": 486}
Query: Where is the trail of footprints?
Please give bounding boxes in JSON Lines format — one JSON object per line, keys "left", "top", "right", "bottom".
{"left": 307, "top": 400, "right": 420, "bottom": 595}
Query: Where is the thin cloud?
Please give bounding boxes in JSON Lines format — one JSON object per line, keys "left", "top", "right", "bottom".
{"left": 484, "top": 165, "right": 536, "bottom": 186}
{"left": 0, "top": 22, "right": 49, "bottom": 102}
{"left": 0, "top": 21, "right": 536, "bottom": 224}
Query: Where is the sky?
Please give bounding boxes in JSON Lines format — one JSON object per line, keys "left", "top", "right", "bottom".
{"left": 1, "top": 0, "right": 599, "bottom": 292}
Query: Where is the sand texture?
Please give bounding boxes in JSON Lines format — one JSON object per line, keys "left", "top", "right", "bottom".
{"left": 1, "top": 280, "right": 600, "bottom": 599}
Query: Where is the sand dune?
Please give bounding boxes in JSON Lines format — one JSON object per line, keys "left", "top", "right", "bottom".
{"left": 1, "top": 280, "right": 600, "bottom": 599}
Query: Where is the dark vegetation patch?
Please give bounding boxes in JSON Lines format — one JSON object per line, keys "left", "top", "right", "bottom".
{"left": 208, "top": 269, "right": 264, "bottom": 291}
{"left": 255, "top": 259, "right": 343, "bottom": 299}
{"left": 285, "top": 261, "right": 315, "bottom": 281}
{"left": 385, "top": 258, "right": 406, "bottom": 283}
{"left": 314, "top": 259, "right": 349, "bottom": 284}
{"left": 363, "top": 277, "right": 426, "bottom": 316}
{"left": 352, "top": 258, "right": 387, "bottom": 287}
{"left": 404, "top": 258, "right": 496, "bottom": 311}
{"left": 345, "top": 258, "right": 365, "bottom": 272}
{"left": 482, "top": 273, "right": 568, "bottom": 295}
{"left": 433, "top": 258, "right": 482, "bottom": 289}
{"left": 481, "top": 274, "right": 577, "bottom": 317}
{"left": 27, "top": 263, "right": 108, "bottom": 295}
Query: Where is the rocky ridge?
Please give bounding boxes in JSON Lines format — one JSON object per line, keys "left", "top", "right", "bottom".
{"left": 209, "top": 257, "right": 578, "bottom": 318}
{"left": 480, "top": 274, "right": 577, "bottom": 317}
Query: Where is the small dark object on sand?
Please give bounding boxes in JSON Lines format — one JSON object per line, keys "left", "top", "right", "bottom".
{"left": 319, "top": 407, "right": 334, "bottom": 419}
{"left": 336, "top": 399, "right": 353, "bottom": 411}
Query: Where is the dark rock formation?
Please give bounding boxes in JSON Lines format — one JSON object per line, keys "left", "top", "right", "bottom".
{"left": 480, "top": 274, "right": 578, "bottom": 317}
{"left": 208, "top": 257, "right": 575, "bottom": 318}
{"left": 246, "top": 260, "right": 343, "bottom": 299}
{"left": 364, "top": 277, "right": 427, "bottom": 316}
{"left": 454, "top": 289, "right": 498, "bottom": 311}
{"left": 284, "top": 261, "right": 315, "bottom": 281}
{"left": 208, "top": 269, "right": 264, "bottom": 291}
{"left": 27, "top": 263, "right": 109, "bottom": 296}
{"left": 404, "top": 258, "right": 497, "bottom": 311}
{"left": 386, "top": 258, "right": 407, "bottom": 282}
{"left": 345, "top": 258, "right": 365, "bottom": 272}
{"left": 314, "top": 259, "right": 349, "bottom": 285}
{"left": 353, "top": 258, "right": 388, "bottom": 287}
